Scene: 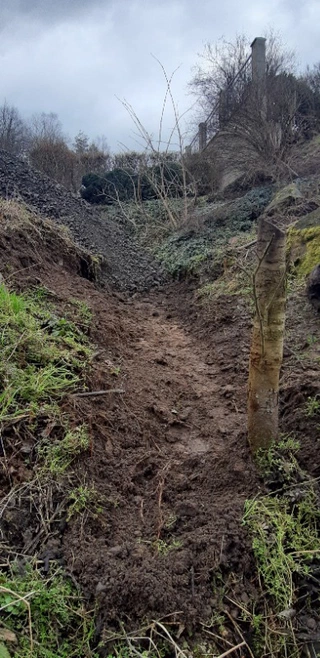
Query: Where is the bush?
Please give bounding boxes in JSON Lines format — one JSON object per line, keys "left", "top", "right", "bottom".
{"left": 81, "top": 162, "right": 187, "bottom": 205}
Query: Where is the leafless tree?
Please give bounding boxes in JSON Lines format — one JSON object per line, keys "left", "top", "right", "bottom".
{"left": 189, "top": 30, "right": 296, "bottom": 123}
{"left": 29, "top": 138, "right": 77, "bottom": 189}
{"left": 120, "top": 60, "right": 196, "bottom": 227}
{"left": 0, "top": 101, "right": 28, "bottom": 155}
{"left": 205, "top": 67, "right": 320, "bottom": 189}
{"left": 29, "top": 112, "right": 64, "bottom": 145}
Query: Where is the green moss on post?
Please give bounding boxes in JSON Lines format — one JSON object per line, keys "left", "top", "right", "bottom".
{"left": 287, "top": 226, "right": 320, "bottom": 276}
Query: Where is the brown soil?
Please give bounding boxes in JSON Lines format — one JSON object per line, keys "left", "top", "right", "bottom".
{"left": 46, "top": 276, "right": 260, "bottom": 628}
{"left": 1, "top": 211, "right": 320, "bottom": 651}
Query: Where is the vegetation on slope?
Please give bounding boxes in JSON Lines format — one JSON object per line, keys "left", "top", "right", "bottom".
{"left": 0, "top": 283, "right": 98, "bottom": 657}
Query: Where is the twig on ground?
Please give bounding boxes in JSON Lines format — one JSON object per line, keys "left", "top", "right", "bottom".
{"left": 216, "top": 641, "right": 246, "bottom": 658}
{"left": 236, "top": 240, "right": 257, "bottom": 251}
{"left": 201, "top": 626, "right": 234, "bottom": 648}
{"left": 155, "top": 462, "right": 171, "bottom": 539}
{"left": 153, "top": 620, "right": 189, "bottom": 658}
{"left": 225, "top": 610, "right": 255, "bottom": 658}
{"left": 72, "top": 389, "right": 125, "bottom": 397}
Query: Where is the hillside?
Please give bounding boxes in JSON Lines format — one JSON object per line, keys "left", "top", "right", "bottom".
{"left": 0, "top": 149, "right": 320, "bottom": 658}
{"left": 0, "top": 150, "right": 163, "bottom": 292}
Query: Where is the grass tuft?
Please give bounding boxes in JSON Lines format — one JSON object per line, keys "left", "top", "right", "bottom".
{"left": 0, "top": 562, "right": 98, "bottom": 657}
{"left": 0, "top": 283, "right": 92, "bottom": 427}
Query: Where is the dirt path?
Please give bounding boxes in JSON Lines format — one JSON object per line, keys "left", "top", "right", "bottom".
{"left": 0, "top": 207, "right": 260, "bottom": 628}
{"left": 52, "top": 278, "right": 260, "bottom": 627}
{"left": 126, "top": 296, "right": 244, "bottom": 460}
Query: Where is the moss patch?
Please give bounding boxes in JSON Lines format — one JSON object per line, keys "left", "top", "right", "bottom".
{"left": 288, "top": 225, "right": 320, "bottom": 276}
{"left": 264, "top": 182, "right": 302, "bottom": 216}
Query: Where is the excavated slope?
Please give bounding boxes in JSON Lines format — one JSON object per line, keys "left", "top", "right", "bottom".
{"left": 0, "top": 150, "right": 163, "bottom": 291}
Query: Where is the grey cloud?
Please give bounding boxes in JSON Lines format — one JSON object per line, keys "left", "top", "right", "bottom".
{"left": 0, "top": 0, "right": 109, "bottom": 26}
{"left": 0, "top": 0, "right": 318, "bottom": 151}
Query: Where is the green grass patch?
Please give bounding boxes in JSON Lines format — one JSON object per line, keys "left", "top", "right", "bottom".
{"left": 243, "top": 438, "right": 320, "bottom": 656}
{"left": 67, "top": 484, "right": 101, "bottom": 521}
{"left": 305, "top": 395, "right": 320, "bottom": 416}
{"left": 0, "top": 563, "right": 98, "bottom": 658}
{"left": 38, "top": 425, "right": 91, "bottom": 475}
{"left": 0, "top": 284, "right": 99, "bottom": 655}
{"left": 0, "top": 283, "right": 92, "bottom": 426}
{"left": 243, "top": 492, "right": 320, "bottom": 611}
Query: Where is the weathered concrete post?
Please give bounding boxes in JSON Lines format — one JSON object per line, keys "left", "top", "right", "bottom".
{"left": 199, "top": 122, "right": 207, "bottom": 151}
{"left": 251, "top": 37, "right": 267, "bottom": 117}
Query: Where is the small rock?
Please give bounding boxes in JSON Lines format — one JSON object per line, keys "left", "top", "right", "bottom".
{"left": 20, "top": 443, "right": 33, "bottom": 455}
{"left": 95, "top": 581, "right": 106, "bottom": 595}
{"left": 218, "top": 424, "right": 228, "bottom": 435}
{"left": 241, "top": 592, "right": 250, "bottom": 605}
{"left": 222, "top": 384, "right": 234, "bottom": 398}
{"left": 108, "top": 545, "right": 123, "bottom": 556}
{"left": 306, "top": 617, "right": 317, "bottom": 631}
{"left": 278, "top": 608, "right": 296, "bottom": 620}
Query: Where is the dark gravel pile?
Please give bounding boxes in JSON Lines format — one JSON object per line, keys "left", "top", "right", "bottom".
{"left": 0, "top": 150, "right": 164, "bottom": 291}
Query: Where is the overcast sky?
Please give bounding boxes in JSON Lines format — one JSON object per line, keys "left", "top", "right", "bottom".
{"left": 0, "top": 0, "right": 319, "bottom": 152}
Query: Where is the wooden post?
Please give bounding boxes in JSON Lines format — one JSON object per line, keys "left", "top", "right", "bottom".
{"left": 248, "top": 217, "right": 286, "bottom": 452}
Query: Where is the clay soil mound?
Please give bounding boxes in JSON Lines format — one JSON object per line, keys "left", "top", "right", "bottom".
{"left": 0, "top": 149, "right": 164, "bottom": 291}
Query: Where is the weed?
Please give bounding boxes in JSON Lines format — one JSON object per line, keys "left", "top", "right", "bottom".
{"left": 68, "top": 298, "right": 93, "bottom": 330}
{"left": 106, "top": 646, "right": 162, "bottom": 658}
{"left": 307, "top": 334, "right": 317, "bottom": 346}
{"left": 137, "top": 538, "right": 182, "bottom": 556}
{"left": 255, "top": 435, "right": 300, "bottom": 482}
{"left": 38, "top": 425, "right": 90, "bottom": 475}
{"left": 139, "top": 187, "right": 270, "bottom": 279}
{"left": 242, "top": 490, "right": 320, "bottom": 657}
{"left": 197, "top": 273, "right": 252, "bottom": 301}
{"left": 154, "top": 539, "right": 182, "bottom": 555}
{"left": 67, "top": 484, "right": 99, "bottom": 521}
{"left": 110, "top": 365, "right": 121, "bottom": 376}
{"left": 243, "top": 491, "right": 320, "bottom": 610}
{"left": 305, "top": 395, "right": 320, "bottom": 416}
{"left": 102, "top": 619, "right": 186, "bottom": 658}
{"left": 164, "top": 513, "right": 177, "bottom": 529}
{"left": 243, "top": 435, "right": 320, "bottom": 656}
{"left": 0, "top": 562, "right": 98, "bottom": 657}
{"left": 0, "top": 285, "right": 99, "bottom": 656}
{"left": 28, "top": 286, "right": 57, "bottom": 303}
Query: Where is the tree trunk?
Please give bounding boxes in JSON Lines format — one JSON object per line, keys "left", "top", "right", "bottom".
{"left": 248, "top": 217, "right": 286, "bottom": 453}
